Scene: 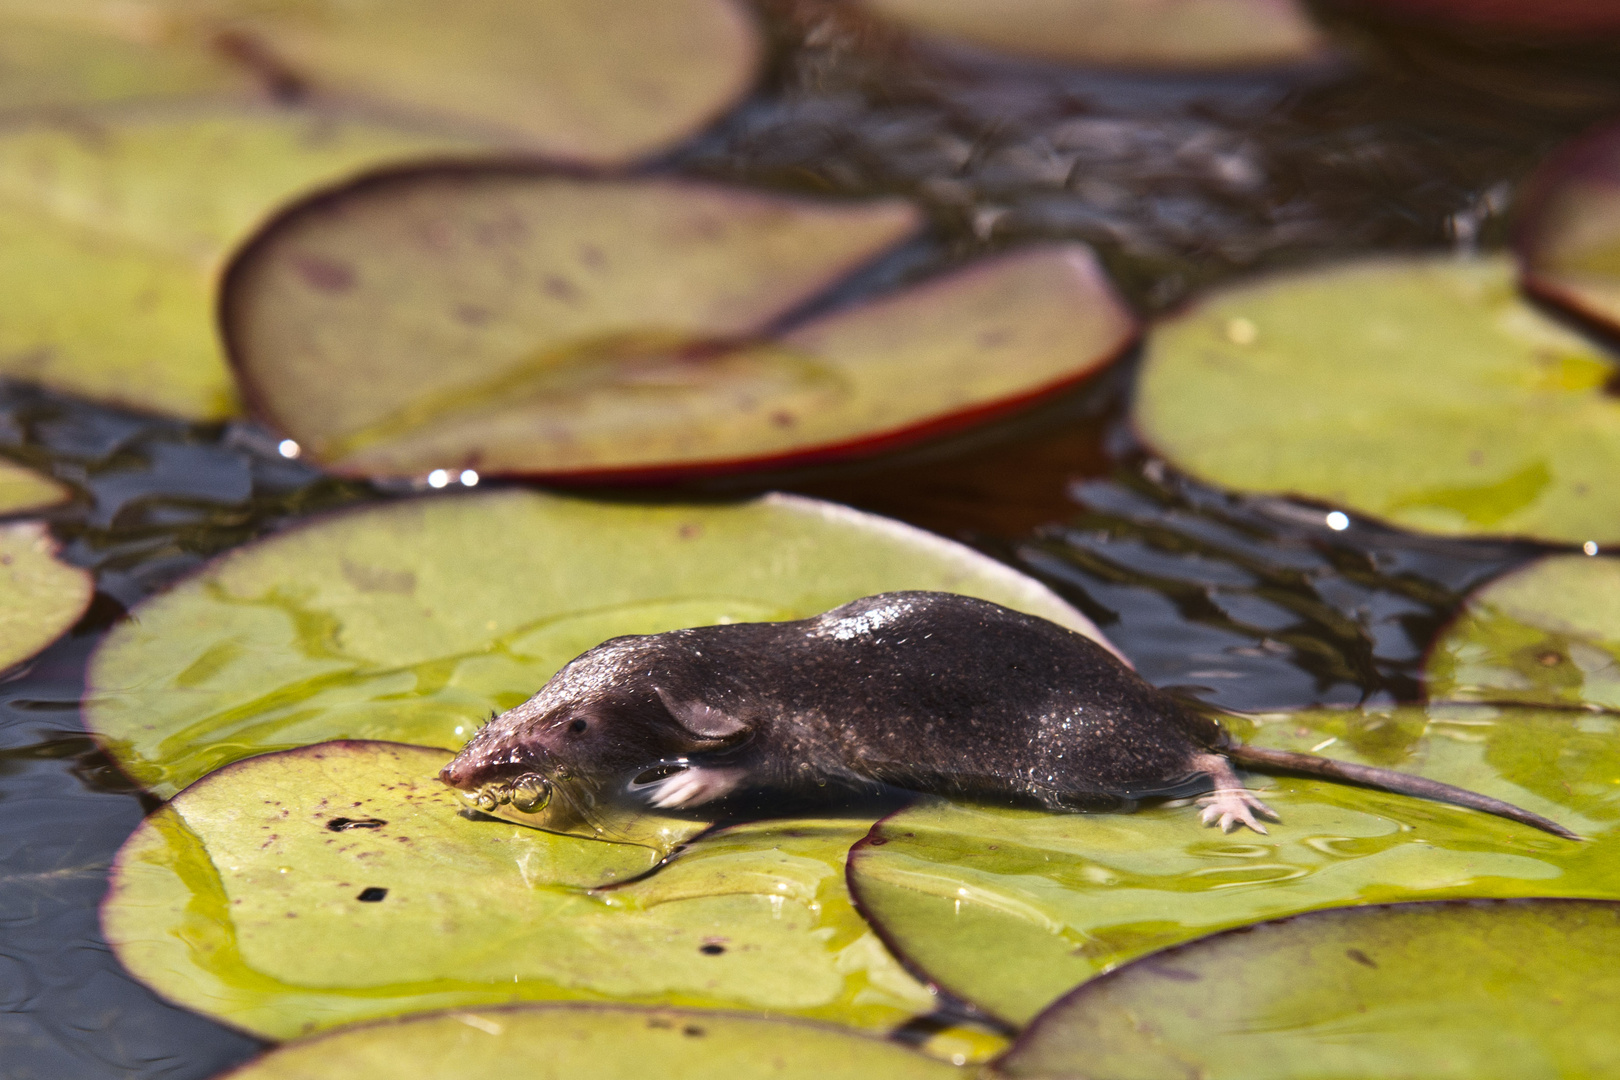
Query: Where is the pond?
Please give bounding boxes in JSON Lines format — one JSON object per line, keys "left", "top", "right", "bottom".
{"left": 3, "top": 1, "right": 1620, "bottom": 1077}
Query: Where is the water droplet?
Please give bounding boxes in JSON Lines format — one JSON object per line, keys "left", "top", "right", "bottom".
{"left": 510, "top": 773, "right": 551, "bottom": 813}
{"left": 1325, "top": 511, "right": 1350, "bottom": 531}
{"left": 460, "top": 469, "right": 480, "bottom": 486}
{"left": 1585, "top": 541, "right": 1600, "bottom": 556}
{"left": 1225, "top": 317, "right": 1258, "bottom": 345}
{"left": 277, "top": 439, "right": 300, "bottom": 458}
{"left": 427, "top": 469, "right": 450, "bottom": 489}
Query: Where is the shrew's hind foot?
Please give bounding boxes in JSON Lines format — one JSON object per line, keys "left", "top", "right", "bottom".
{"left": 1191, "top": 752, "right": 1279, "bottom": 835}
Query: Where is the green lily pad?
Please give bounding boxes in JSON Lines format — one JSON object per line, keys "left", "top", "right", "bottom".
{"left": 1427, "top": 554, "right": 1620, "bottom": 710}
{"left": 85, "top": 488, "right": 1105, "bottom": 798}
{"left": 220, "top": 1003, "right": 969, "bottom": 1080}
{"left": 0, "top": 520, "right": 93, "bottom": 670}
{"left": 1134, "top": 255, "right": 1620, "bottom": 545}
{"left": 0, "top": 103, "right": 500, "bottom": 419}
{"left": 1520, "top": 120, "right": 1620, "bottom": 337}
{"left": 0, "top": 0, "right": 761, "bottom": 163}
{"left": 0, "top": 459, "right": 70, "bottom": 516}
{"left": 0, "top": 14, "right": 246, "bottom": 111}
{"left": 226, "top": 179, "right": 1128, "bottom": 481}
{"left": 855, "top": 0, "right": 1326, "bottom": 69}
{"left": 847, "top": 704, "right": 1613, "bottom": 1025}
{"left": 102, "top": 741, "right": 937, "bottom": 1040}
{"left": 996, "top": 899, "right": 1620, "bottom": 1080}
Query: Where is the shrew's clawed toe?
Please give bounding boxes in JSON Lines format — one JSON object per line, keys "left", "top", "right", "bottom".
{"left": 1198, "top": 787, "right": 1279, "bottom": 834}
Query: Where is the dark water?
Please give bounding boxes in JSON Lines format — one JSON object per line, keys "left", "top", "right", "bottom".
{"left": 3, "top": 3, "right": 1620, "bottom": 1076}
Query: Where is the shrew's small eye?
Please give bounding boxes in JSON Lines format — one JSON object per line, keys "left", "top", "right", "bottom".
{"left": 568, "top": 718, "right": 589, "bottom": 734}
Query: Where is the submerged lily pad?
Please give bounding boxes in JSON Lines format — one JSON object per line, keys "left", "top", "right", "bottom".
{"left": 1427, "top": 554, "right": 1620, "bottom": 709}
{"left": 0, "top": 103, "right": 499, "bottom": 419}
{"left": 1135, "top": 255, "right": 1620, "bottom": 545}
{"left": 0, "top": 521, "right": 93, "bottom": 671}
{"left": 222, "top": 1003, "right": 967, "bottom": 1080}
{"left": 0, "top": 0, "right": 761, "bottom": 163}
{"left": 227, "top": 173, "right": 1129, "bottom": 480}
{"left": 856, "top": 0, "right": 1326, "bottom": 69}
{"left": 847, "top": 704, "right": 1613, "bottom": 1025}
{"left": 1519, "top": 120, "right": 1620, "bottom": 337}
{"left": 102, "top": 741, "right": 935, "bottom": 1039}
{"left": 85, "top": 489, "right": 1104, "bottom": 798}
{"left": 997, "top": 899, "right": 1620, "bottom": 1080}
{"left": 0, "top": 459, "right": 69, "bottom": 516}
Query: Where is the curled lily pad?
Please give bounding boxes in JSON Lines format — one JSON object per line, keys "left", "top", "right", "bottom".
{"left": 0, "top": 521, "right": 93, "bottom": 670}
{"left": 856, "top": 0, "right": 1327, "bottom": 69}
{"left": 996, "top": 899, "right": 1620, "bottom": 1080}
{"left": 0, "top": 103, "right": 499, "bottom": 419}
{"left": 1519, "top": 120, "right": 1620, "bottom": 337}
{"left": 0, "top": 460, "right": 69, "bottom": 516}
{"left": 220, "top": 1003, "right": 968, "bottom": 1080}
{"left": 1134, "top": 255, "right": 1620, "bottom": 545}
{"left": 227, "top": 175, "right": 1129, "bottom": 480}
{"left": 846, "top": 704, "right": 1611, "bottom": 1025}
{"left": 102, "top": 741, "right": 935, "bottom": 1039}
{"left": 85, "top": 489, "right": 1105, "bottom": 798}
{"left": 1427, "top": 554, "right": 1620, "bottom": 709}
{"left": 0, "top": 0, "right": 761, "bottom": 163}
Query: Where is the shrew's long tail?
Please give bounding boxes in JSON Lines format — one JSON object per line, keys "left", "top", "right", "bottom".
{"left": 1226, "top": 743, "right": 1581, "bottom": 841}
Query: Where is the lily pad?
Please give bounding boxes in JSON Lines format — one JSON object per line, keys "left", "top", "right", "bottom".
{"left": 0, "top": 103, "right": 500, "bottom": 419}
{"left": 0, "top": 0, "right": 761, "bottom": 163}
{"left": 101, "top": 741, "right": 936, "bottom": 1039}
{"left": 1519, "top": 120, "right": 1620, "bottom": 337}
{"left": 0, "top": 14, "right": 246, "bottom": 111}
{"left": 856, "top": 0, "right": 1327, "bottom": 70}
{"left": 996, "top": 899, "right": 1620, "bottom": 1080}
{"left": 220, "top": 1003, "right": 968, "bottom": 1080}
{"left": 1134, "top": 255, "right": 1620, "bottom": 545}
{"left": 85, "top": 489, "right": 1105, "bottom": 798}
{"left": 0, "top": 520, "right": 93, "bottom": 670}
{"left": 223, "top": 168, "right": 925, "bottom": 477}
{"left": 1427, "top": 554, "right": 1620, "bottom": 709}
{"left": 846, "top": 704, "right": 1614, "bottom": 1025}
{"left": 227, "top": 178, "right": 1129, "bottom": 481}
{"left": 1344, "top": 0, "right": 1620, "bottom": 38}
{"left": 0, "top": 459, "right": 70, "bottom": 516}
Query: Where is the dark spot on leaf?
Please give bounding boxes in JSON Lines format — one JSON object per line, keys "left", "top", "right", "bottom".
{"left": 1148, "top": 964, "right": 1201, "bottom": 982}
{"left": 327, "top": 817, "right": 387, "bottom": 831}
{"left": 1538, "top": 651, "right": 1563, "bottom": 667}
{"left": 647, "top": 1018, "right": 672, "bottom": 1029}
{"left": 543, "top": 276, "right": 581, "bottom": 301}
{"left": 456, "top": 304, "right": 493, "bottom": 326}
{"left": 291, "top": 253, "right": 356, "bottom": 294}
{"left": 770, "top": 410, "right": 796, "bottom": 428}
{"left": 678, "top": 523, "right": 702, "bottom": 539}
{"left": 1346, "top": 948, "right": 1378, "bottom": 968}
{"left": 357, "top": 887, "right": 388, "bottom": 902}
{"left": 700, "top": 943, "right": 726, "bottom": 955}
{"left": 683, "top": 1025, "right": 706, "bottom": 1037}
{"left": 868, "top": 836, "right": 888, "bottom": 846}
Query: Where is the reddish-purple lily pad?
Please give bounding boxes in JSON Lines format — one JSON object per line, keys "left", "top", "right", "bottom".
{"left": 223, "top": 166, "right": 1135, "bottom": 481}
{"left": 995, "top": 899, "right": 1620, "bottom": 1080}
{"left": 1519, "top": 119, "right": 1620, "bottom": 338}
{"left": 1343, "top": 0, "right": 1620, "bottom": 37}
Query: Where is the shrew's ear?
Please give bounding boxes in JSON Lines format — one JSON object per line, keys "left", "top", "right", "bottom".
{"left": 655, "top": 687, "right": 750, "bottom": 740}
